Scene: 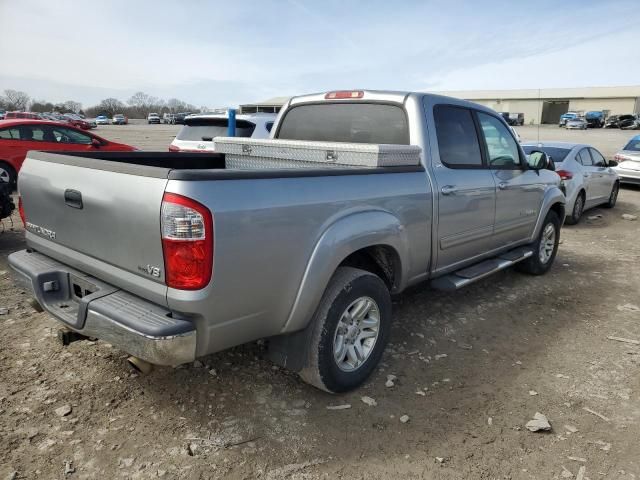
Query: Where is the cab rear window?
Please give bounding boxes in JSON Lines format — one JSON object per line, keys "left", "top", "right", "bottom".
{"left": 276, "top": 103, "right": 409, "bottom": 144}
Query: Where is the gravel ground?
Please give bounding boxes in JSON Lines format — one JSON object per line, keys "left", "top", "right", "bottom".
{"left": 1, "top": 126, "right": 639, "bottom": 479}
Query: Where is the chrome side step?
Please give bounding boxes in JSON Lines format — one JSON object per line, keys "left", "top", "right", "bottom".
{"left": 430, "top": 247, "right": 533, "bottom": 291}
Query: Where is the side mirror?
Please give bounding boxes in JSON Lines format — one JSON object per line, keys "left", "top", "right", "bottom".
{"left": 527, "top": 150, "right": 550, "bottom": 170}
{"left": 91, "top": 138, "right": 101, "bottom": 148}
{"left": 608, "top": 160, "right": 618, "bottom": 167}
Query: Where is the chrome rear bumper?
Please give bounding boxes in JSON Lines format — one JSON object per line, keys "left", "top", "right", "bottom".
{"left": 8, "top": 249, "right": 196, "bottom": 366}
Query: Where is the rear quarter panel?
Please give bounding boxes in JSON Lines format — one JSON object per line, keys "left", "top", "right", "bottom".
{"left": 165, "top": 171, "right": 431, "bottom": 355}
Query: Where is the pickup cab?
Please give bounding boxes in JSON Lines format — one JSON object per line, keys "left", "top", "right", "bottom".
{"left": 10, "top": 90, "right": 565, "bottom": 392}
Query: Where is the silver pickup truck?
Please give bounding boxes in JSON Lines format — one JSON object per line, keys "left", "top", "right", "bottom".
{"left": 10, "top": 90, "right": 565, "bottom": 393}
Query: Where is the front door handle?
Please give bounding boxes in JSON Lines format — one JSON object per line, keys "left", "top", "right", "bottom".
{"left": 441, "top": 185, "right": 457, "bottom": 195}
{"left": 498, "top": 182, "right": 508, "bottom": 190}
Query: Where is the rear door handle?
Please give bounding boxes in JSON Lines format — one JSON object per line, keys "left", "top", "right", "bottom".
{"left": 64, "top": 189, "right": 83, "bottom": 209}
{"left": 498, "top": 182, "right": 508, "bottom": 190}
{"left": 441, "top": 185, "right": 457, "bottom": 195}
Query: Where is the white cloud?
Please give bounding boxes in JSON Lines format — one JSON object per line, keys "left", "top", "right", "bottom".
{"left": 0, "top": 0, "right": 638, "bottom": 107}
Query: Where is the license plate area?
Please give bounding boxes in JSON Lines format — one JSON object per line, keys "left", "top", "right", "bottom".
{"left": 36, "top": 272, "right": 116, "bottom": 329}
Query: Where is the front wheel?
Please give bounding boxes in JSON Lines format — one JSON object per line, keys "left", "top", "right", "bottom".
{"left": 517, "top": 210, "right": 561, "bottom": 275}
{"left": 299, "top": 267, "right": 391, "bottom": 393}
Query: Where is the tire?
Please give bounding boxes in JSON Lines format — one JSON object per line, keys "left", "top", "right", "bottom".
{"left": 564, "top": 191, "right": 585, "bottom": 225}
{"left": 604, "top": 182, "right": 619, "bottom": 208}
{"left": 299, "top": 267, "right": 391, "bottom": 393}
{"left": 517, "top": 210, "right": 561, "bottom": 275}
{"left": 0, "top": 161, "right": 16, "bottom": 187}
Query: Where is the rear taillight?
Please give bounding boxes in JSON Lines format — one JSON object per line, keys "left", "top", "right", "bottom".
{"left": 168, "top": 144, "right": 180, "bottom": 152}
{"left": 161, "top": 193, "right": 213, "bottom": 290}
{"left": 325, "top": 90, "right": 364, "bottom": 99}
{"left": 556, "top": 169, "right": 573, "bottom": 181}
{"left": 18, "top": 196, "right": 26, "bottom": 225}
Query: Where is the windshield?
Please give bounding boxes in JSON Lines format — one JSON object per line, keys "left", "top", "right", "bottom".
{"left": 522, "top": 146, "right": 571, "bottom": 163}
{"left": 623, "top": 139, "right": 640, "bottom": 152}
{"left": 276, "top": 103, "right": 409, "bottom": 144}
{"left": 176, "top": 118, "right": 256, "bottom": 141}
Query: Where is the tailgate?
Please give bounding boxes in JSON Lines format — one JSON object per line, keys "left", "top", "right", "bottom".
{"left": 19, "top": 152, "right": 169, "bottom": 296}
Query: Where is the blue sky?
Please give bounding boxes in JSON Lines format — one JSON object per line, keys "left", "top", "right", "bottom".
{"left": 0, "top": 0, "right": 638, "bottom": 109}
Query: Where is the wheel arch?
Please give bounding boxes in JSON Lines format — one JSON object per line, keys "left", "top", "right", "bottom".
{"left": 531, "top": 188, "right": 566, "bottom": 239}
{"left": 280, "top": 210, "right": 408, "bottom": 335}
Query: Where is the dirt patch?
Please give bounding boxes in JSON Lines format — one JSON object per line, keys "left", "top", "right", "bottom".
{"left": 1, "top": 188, "right": 639, "bottom": 479}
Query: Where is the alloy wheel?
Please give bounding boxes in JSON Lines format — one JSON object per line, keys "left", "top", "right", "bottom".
{"left": 538, "top": 223, "right": 556, "bottom": 264}
{"left": 332, "top": 296, "right": 380, "bottom": 372}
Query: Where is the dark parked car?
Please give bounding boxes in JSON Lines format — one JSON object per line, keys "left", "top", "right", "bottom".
{"left": 173, "top": 112, "right": 192, "bottom": 125}
{"left": 619, "top": 114, "right": 640, "bottom": 130}
{"left": 604, "top": 115, "right": 620, "bottom": 128}
{"left": 585, "top": 111, "right": 605, "bottom": 128}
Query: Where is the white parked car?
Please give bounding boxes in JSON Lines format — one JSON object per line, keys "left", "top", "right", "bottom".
{"left": 169, "top": 113, "right": 277, "bottom": 153}
{"left": 147, "top": 113, "right": 161, "bottom": 124}
{"left": 565, "top": 118, "right": 588, "bottom": 130}
{"left": 612, "top": 134, "right": 640, "bottom": 185}
{"left": 522, "top": 142, "right": 619, "bottom": 224}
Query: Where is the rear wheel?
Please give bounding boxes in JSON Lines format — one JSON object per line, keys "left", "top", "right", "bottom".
{"left": 0, "top": 161, "right": 16, "bottom": 187}
{"left": 299, "top": 267, "right": 391, "bottom": 393}
{"left": 517, "top": 210, "right": 561, "bottom": 275}
{"left": 604, "top": 182, "right": 619, "bottom": 208}
{"left": 565, "top": 192, "right": 585, "bottom": 225}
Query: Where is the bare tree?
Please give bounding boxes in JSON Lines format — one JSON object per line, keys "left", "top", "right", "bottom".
{"left": 62, "top": 100, "right": 82, "bottom": 113}
{"left": 2, "top": 89, "right": 30, "bottom": 111}
{"left": 97, "top": 98, "right": 126, "bottom": 117}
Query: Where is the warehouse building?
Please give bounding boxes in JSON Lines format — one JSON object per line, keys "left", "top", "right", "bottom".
{"left": 239, "top": 96, "right": 289, "bottom": 114}
{"left": 439, "top": 85, "right": 640, "bottom": 124}
{"left": 240, "top": 86, "right": 640, "bottom": 125}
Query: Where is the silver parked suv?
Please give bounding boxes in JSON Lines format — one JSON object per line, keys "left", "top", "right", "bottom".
{"left": 169, "top": 112, "right": 276, "bottom": 152}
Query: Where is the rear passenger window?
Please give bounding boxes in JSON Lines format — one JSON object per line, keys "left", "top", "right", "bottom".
{"left": 577, "top": 149, "right": 593, "bottom": 166}
{"left": 433, "top": 106, "right": 483, "bottom": 168}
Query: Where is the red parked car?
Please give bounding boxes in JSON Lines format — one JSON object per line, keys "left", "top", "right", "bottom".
{"left": 4, "top": 111, "right": 42, "bottom": 120}
{"left": 0, "top": 119, "right": 136, "bottom": 185}
{"left": 62, "top": 113, "right": 92, "bottom": 130}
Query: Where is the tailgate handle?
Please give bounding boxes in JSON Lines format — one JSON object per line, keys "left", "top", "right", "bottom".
{"left": 64, "top": 189, "right": 83, "bottom": 209}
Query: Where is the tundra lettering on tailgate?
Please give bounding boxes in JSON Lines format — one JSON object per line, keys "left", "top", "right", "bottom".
{"left": 25, "top": 222, "right": 56, "bottom": 240}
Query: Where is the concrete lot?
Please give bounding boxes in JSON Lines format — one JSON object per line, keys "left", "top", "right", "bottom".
{"left": 1, "top": 126, "right": 639, "bottom": 479}
{"left": 91, "top": 123, "right": 637, "bottom": 160}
